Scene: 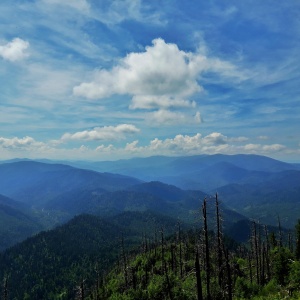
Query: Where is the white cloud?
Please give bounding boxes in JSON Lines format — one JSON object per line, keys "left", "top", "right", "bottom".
{"left": 243, "top": 143, "right": 260, "bottom": 151}
{"left": 118, "top": 133, "right": 283, "bottom": 157}
{"left": 41, "top": 0, "right": 90, "bottom": 12}
{"left": 0, "top": 136, "right": 46, "bottom": 150}
{"left": 124, "top": 140, "right": 140, "bottom": 152}
{"left": 74, "top": 38, "right": 242, "bottom": 110}
{"left": 194, "top": 111, "right": 202, "bottom": 123}
{"left": 97, "top": 0, "right": 144, "bottom": 24}
{"left": 121, "top": 133, "right": 228, "bottom": 155}
{"left": 130, "top": 95, "right": 196, "bottom": 110}
{"left": 96, "top": 144, "right": 115, "bottom": 152}
{"left": 90, "top": 0, "right": 164, "bottom": 26}
{"left": 146, "top": 109, "right": 198, "bottom": 125}
{"left": 202, "top": 132, "right": 228, "bottom": 145}
{"left": 0, "top": 38, "right": 29, "bottom": 62}
{"left": 21, "top": 63, "right": 84, "bottom": 101}
{"left": 201, "top": 132, "right": 247, "bottom": 145}
{"left": 258, "top": 135, "right": 269, "bottom": 140}
{"left": 0, "top": 133, "right": 291, "bottom": 161}
{"left": 61, "top": 124, "right": 140, "bottom": 141}
{"left": 262, "top": 144, "right": 286, "bottom": 151}
{"left": 241, "top": 143, "right": 286, "bottom": 153}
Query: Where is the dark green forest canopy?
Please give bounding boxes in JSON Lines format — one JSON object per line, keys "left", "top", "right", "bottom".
{"left": 0, "top": 211, "right": 189, "bottom": 299}
{"left": 1, "top": 211, "right": 300, "bottom": 299}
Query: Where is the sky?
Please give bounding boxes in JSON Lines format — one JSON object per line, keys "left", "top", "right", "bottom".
{"left": 0, "top": 0, "right": 299, "bottom": 162}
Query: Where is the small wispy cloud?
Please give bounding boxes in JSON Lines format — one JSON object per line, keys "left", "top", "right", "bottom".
{"left": 0, "top": 38, "right": 29, "bottom": 62}
{"left": 258, "top": 135, "right": 269, "bottom": 140}
{"left": 61, "top": 124, "right": 140, "bottom": 142}
{"left": 146, "top": 109, "right": 201, "bottom": 125}
{"left": 41, "top": 0, "right": 90, "bottom": 12}
{"left": 242, "top": 143, "right": 286, "bottom": 153}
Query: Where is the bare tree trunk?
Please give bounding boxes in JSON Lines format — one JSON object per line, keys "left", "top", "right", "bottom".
{"left": 154, "top": 228, "right": 158, "bottom": 258}
{"left": 261, "top": 242, "right": 266, "bottom": 285}
{"left": 75, "top": 278, "right": 86, "bottom": 300}
{"left": 296, "top": 220, "right": 300, "bottom": 259}
{"left": 252, "top": 221, "right": 260, "bottom": 286}
{"left": 264, "top": 225, "right": 271, "bottom": 281}
{"left": 195, "top": 248, "right": 203, "bottom": 300}
{"left": 161, "top": 227, "right": 165, "bottom": 273}
{"left": 202, "top": 198, "right": 211, "bottom": 300}
{"left": 81, "top": 279, "right": 85, "bottom": 300}
{"left": 225, "top": 249, "right": 232, "bottom": 300}
{"left": 3, "top": 277, "right": 8, "bottom": 300}
{"left": 177, "top": 222, "right": 183, "bottom": 278}
{"left": 215, "top": 193, "right": 223, "bottom": 288}
{"left": 94, "top": 262, "right": 100, "bottom": 300}
{"left": 160, "top": 227, "right": 173, "bottom": 300}
{"left": 248, "top": 253, "right": 253, "bottom": 285}
{"left": 288, "top": 231, "right": 293, "bottom": 253}
{"left": 121, "top": 234, "right": 128, "bottom": 287}
{"left": 277, "top": 215, "right": 283, "bottom": 247}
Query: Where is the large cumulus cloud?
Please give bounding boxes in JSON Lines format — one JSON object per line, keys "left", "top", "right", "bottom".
{"left": 73, "top": 38, "right": 242, "bottom": 110}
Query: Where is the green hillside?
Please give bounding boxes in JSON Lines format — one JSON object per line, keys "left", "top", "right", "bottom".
{"left": 95, "top": 202, "right": 300, "bottom": 300}
{"left": 0, "top": 211, "right": 185, "bottom": 299}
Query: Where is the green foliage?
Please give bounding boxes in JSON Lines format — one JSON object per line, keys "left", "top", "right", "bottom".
{"left": 0, "top": 214, "right": 138, "bottom": 299}
{"left": 234, "top": 277, "right": 260, "bottom": 299}
{"left": 0, "top": 211, "right": 188, "bottom": 299}
{"left": 271, "top": 246, "right": 293, "bottom": 285}
{"left": 259, "top": 279, "right": 280, "bottom": 297}
{"left": 289, "top": 260, "right": 300, "bottom": 290}
{"left": 98, "top": 225, "right": 300, "bottom": 300}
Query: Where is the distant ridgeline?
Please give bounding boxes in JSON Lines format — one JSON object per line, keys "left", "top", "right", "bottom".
{"left": 0, "top": 195, "right": 299, "bottom": 299}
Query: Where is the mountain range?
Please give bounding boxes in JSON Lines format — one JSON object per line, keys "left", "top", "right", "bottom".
{"left": 0, "top": 154, "right": 299, "bottom": 251}
{"left": 0, "top": 154, "right": 299, "bottom": 298}
{"left": 62, "top": 154, "right": 300, "bottom": 190}
{"left": 63, "top": 154, "right": 300, "bottom": 227}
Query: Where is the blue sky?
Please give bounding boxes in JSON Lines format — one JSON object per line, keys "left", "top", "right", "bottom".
{"left": 0, "top": 0, "right": 299, "bottom": 162}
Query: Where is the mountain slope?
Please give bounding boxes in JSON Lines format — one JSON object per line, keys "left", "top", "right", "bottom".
{"left": 0, "top": 194, "right": 42, "bottom": 251}
{"left": 0, "top": 161, "right": 142, "bottom": 207}
{"left": 0, "top": 211, "right": 187, "bottom": 299}
{"left": 45, "top": 190, "right": 171, "bottom": 216}
{"left": 42, "top": 179, "right": 246, "bottom": 227}
{"left": 217, "top": 169, "right": 300, "bottom": 228}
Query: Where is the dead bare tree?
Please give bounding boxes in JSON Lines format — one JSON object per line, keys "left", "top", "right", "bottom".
{"left": 202, "top": 198, "right": 211, "bottom": 300}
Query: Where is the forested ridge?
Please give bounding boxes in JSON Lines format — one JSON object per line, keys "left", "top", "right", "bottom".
{"left": 1, "top": 197, "right": 299, "bottom": 299}
{"left": 0, "top": 211, "right": 188, "bottom": 299}
{"left": 92, "top": 196, "right": 300, "bottom": 300}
